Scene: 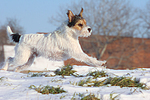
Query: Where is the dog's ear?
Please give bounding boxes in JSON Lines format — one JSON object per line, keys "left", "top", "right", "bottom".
{"left": 67, "top": 10, "right": 75, "bottom": 22}
{"left": 79, "top": 8, "right": 83, "bottom": 17}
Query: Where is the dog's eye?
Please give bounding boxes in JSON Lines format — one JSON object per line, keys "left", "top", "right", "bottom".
{"left": 78, "top": 23, "right": 83, "bottom": 27}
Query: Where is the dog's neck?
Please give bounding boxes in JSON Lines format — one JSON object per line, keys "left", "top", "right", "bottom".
{"left": 53, "top": 21, "right": 79, "bottom": 39}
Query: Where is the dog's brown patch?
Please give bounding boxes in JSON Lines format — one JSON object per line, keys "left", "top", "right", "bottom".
{"left": 67, "top": 8, "right": 85, "bottom": 28}
{"left": 72, "top": 19, "right": 87, "bottom": 30}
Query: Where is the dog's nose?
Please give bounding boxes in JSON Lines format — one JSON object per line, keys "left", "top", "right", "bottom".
{"left": 88, "top": 28, "right": 91, "bottom": 32}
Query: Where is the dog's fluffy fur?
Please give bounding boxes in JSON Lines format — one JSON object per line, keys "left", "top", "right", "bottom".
{"left": 1, "top": 8, "right": 106, "bottom": 72}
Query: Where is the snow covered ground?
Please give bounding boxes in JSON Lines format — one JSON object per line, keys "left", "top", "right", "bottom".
{"left": 0, "top": 45, "right": 150, "bottom": 100}
{"left": 0, "top": 66, "right": 150, "bottom": 100}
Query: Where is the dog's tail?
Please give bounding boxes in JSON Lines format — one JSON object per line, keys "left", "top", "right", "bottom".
{"left": 7, "top": 26, "right": 21, "bottom": 43}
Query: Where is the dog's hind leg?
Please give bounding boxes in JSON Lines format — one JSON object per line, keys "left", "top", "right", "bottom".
{"left": 14, "top": 54, "right": 36, "bottom": 72}
{"left": 5, "top": 45, "right": 32, "bottom": 71}
{"left": 0, "top": 57, "right": 12, "bottom": 71}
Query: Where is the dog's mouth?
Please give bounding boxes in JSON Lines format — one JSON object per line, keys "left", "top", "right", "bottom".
{"left": 79, "top": 26, "right": 92, "bottom": 37}
{"left": 81, "top": 32, "right": 91, "bottom": 37}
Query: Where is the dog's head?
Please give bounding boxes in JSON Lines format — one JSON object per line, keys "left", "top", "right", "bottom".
{"left": 67, "top": 8, "right": 92, "bottom": 37}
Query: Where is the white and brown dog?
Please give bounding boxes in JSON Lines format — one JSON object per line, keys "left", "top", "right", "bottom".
{"left": 1, "top": 8, "right": 106, "bottom": 72}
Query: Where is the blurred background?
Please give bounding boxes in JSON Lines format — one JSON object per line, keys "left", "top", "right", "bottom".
{"left": 0, "top": 0, "right": 150, "bottom": 69}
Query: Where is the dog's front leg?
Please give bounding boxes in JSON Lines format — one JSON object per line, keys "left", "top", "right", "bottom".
{"left": 72, "top": 52, "right": 106, "bottom": 67}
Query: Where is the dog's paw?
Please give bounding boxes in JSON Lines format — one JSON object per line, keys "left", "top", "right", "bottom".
{"left": 14, "top": 67, "right": 21, "bottom": 72}
{"left": 0, "top": 68, "right": 7, "bottom": 71}
{"left": 100, "top": 60, "right": 107, "bottom": 66}
{"left": 0, "top": 62, "right": 8, "bottom": 71}
{"left": 94, "top": 60, "right": 107, "bottom": 68}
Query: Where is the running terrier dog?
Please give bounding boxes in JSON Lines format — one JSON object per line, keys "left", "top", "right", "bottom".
{"left": 1, "top": 8, "right": 106, "bottom": 72}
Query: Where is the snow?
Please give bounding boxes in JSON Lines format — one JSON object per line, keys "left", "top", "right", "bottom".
{"left": 0, "top": 66, "right": 150, "bottom": 100}
{"left": 0, "top": 45, "right": 150, "bottom": 100}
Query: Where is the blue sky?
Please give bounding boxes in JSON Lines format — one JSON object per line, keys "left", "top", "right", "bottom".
{"left": 0, "top": 0, "right": 149, "bottom": 34}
